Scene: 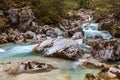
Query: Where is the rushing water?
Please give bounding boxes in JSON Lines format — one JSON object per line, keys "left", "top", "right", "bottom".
{"left": 82, "top": 23, "right": 112, "bottom": 39}
{"left": 0, "top": 23, "right": 113, "bottom": 80}
{"left": 0, "top": 43, "right": 37, "bottom": 59}
{"left": 0, "top": 43, "right": 100, "bottom": 80}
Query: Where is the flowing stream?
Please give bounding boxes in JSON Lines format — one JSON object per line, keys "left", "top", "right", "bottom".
{"left": 0, "top": 43, "right": 100, "bottom": 80}
{"left": 0, "top": 23, "right": 113, "bottom": 80}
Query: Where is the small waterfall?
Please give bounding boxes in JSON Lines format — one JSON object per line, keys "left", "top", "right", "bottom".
{"left": 82, "top": 23, "right": 112, "bottom": 39}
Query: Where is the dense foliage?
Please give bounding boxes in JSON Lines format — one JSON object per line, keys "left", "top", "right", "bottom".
{"left": 0, "top": 0, "right": 120, "bottom": 24}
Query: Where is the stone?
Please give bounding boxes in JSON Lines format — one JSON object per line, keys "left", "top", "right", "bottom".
{"left": 99, "top": 65, "right": 120, "bottom": 80}
{"left": 0, "top": 33, "right": 8, "bottom": 44}
{"left": 73, "top": 59, "right": 105, "bottom": 69}
{"left": 84, "top": 38, "right": 120, "bottom": 61}
{"left": 84, "top": 73, "right": 103, "bottom": 80}
{"left": 33, "top": 38, "right": 83, "bottom": 60}
{"left": 7, "top": 6, "right": 37, "bottom": 32}
{"left": 71, "top": 32, "right": 83, "bottom": 40}
{"left": 4, "top": 60, "right": 56, "bottom": 74}
{"left": 8, "top": 9, "right": 19, "bottom": 25}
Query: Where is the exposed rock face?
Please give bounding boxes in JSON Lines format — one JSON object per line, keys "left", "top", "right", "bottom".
{"left": 8, "top": 6, "right": 36, "bottom": 31}
{"left": 99, "top": 65, "right": 120, "bottom": 80}
{"left": 8, "top": 9, "right": 19, "bottom": 25}
{"left": 83, "top": 38, "right": 120, "bottom": 61}
{"left": 4, "top": 60, "right": 56, "bottom": 74}
{"left": 33, "top": 38, "right": 83, "bottom": 60}
{"left": 18, "top": 6, "right": 36, "bottom": 31}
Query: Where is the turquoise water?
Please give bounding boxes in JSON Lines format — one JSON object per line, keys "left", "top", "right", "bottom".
{"left": 82, "top": 23, "right": 112, "bottom": 39}
{"left": 0, "top": 43, "right": 101, "bottom": 80}
{"left": 0, "top": 43, "right": 38, "bottom": 59}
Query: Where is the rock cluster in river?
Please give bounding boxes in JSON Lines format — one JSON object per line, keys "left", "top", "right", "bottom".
{"left": 85, "top": 64, "right": 120, "bottom": 80}
{"left": 4, "top": 60, "right": 56, "bottom": 74}
{"left": 33, "top": 38, "right": 83, "bottom": 60}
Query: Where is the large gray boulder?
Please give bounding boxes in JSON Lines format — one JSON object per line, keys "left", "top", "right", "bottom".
{"left": 33, "top": 38, "right": 83, "bottom": 60}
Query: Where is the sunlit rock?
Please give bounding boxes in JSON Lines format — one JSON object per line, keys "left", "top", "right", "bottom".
{"left": 73, "top": 59, "right": 105, "bottom": 69}
{"left": 99, "top": 65, "right": 120, "bottom": 80}
{"left": 4, "top": 60, "right": 56, "bottom": 74}
{"left": 33, "top": 38, "right": 83, "bottom": 60}
{"left": 84, "top": 73, "right": 102, "bottom": 80}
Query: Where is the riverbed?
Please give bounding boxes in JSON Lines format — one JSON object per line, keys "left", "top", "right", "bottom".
{"left": 0, "top": 43, "right": 101, "bottom": 80}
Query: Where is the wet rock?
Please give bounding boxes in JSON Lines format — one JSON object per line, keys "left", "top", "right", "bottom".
{"left": 71, "top": 32, "right": 83, "bottom": 40}
{"left": 84, "top": 38, "right": 120, "bottom": 61}
{"left": 84, "top": 73, "right": 102, "bottom": 80}
{"left": 33, "top": 38, "right": 83, "bottom": 60}
{"left": 99, "top": 65, "right": 120, "bottom": 80}
{"left": 74, "top": 59, "right": 105, "bottom": 69}
{"left": 4, "top": 60, "right": 56, "bottom": 74}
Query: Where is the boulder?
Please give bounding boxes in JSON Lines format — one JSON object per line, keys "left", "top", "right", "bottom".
{"left": 4, "top": 60, "right": 56, "bottom": 74}
{"left": 84, "top": 38, "right": 120, "bottom": 61}
{"left": 73, "top": 59, "right": 105, "bottom": 69}
{"left": 99, "top": 65, "right": 120, "bottom": 80}
{"left": 18, "top": 6, "right": 35, "bottom": 28}
{"left": 8, "top": 6, "right": 37, "bottom": 32}
{"left": 84, "top": 73, "right": 102, "bottom": 80}
{"left": 0, "top": 33, "right": 8, "bottom": 44}
{"left": 33, "top": 38, "right": 83, "bottom": 60}
{"left": 71, "top": 32, "right": 83, "bottom": 40}
{"left": 8, "top": 9, "right": 19, "bottom": 25}
{"left": 68, "top": 27, "right": 83, "bottom": 37}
